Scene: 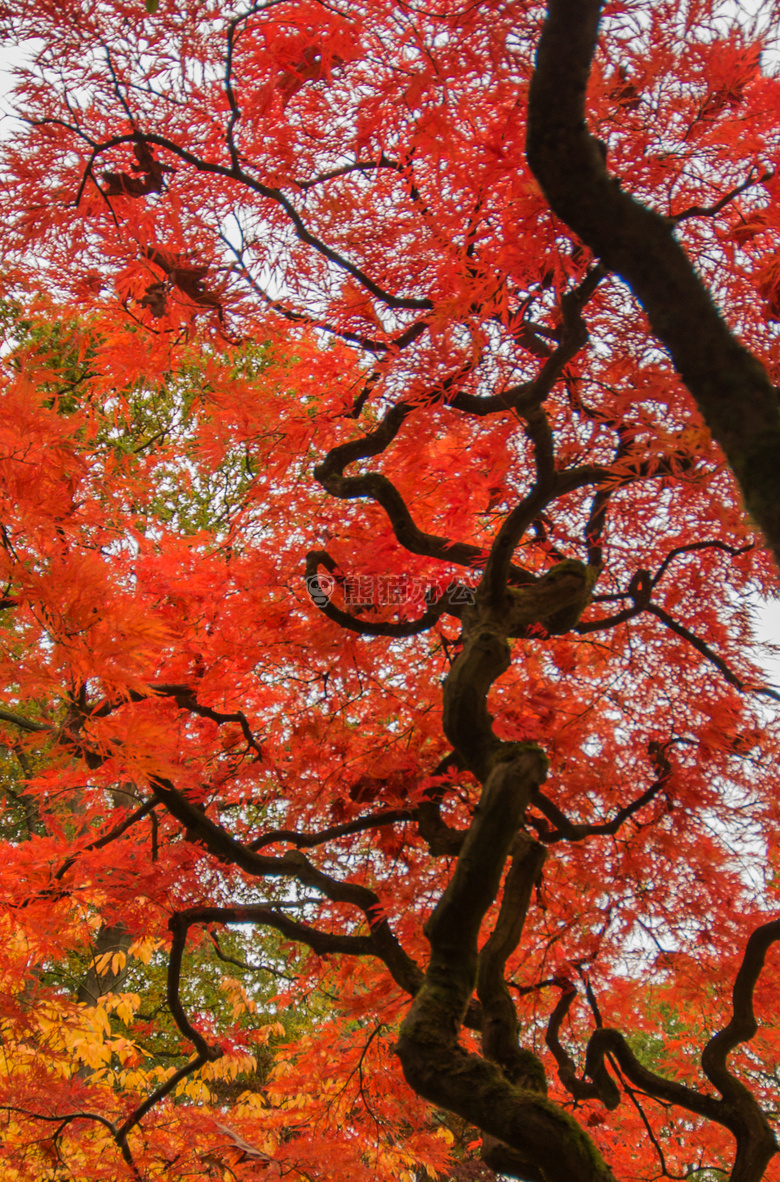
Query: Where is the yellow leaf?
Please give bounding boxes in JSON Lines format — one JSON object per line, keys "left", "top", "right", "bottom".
{"left": 128, "top": 937, "right": 162, "bottom": 965}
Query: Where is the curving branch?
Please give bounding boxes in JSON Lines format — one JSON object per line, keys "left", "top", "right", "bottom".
{"left": 116, "top": 1054, "right": 211, "bottom": 1149}
{"left": 413, "top": 749, "right": 468, "bottom": 857}
{"left": 645, "top": 605, "right": 769, "bottom": 699}
{"left": 545, "top": 985, "right": 617, "bottom": 1107}
{"left": 156, "top": 902, "right": 416, "bottom": 1147}
{"left": 52, "top": 799, "right": 157, "bottom": 883}
{"left": 91, "top": 683, "right": 263, "bottom": 758}
{"left": 582, "top": 420, "right": 639, "bottom": 568}
{"left": 249, "top": 807, "right": 415, "bottom": 851}
{"left": 530, "top": 741, "right": 672, "bottom": 844}
{"left": 584, "top": 1028, "right": 727, "bottom": 1127}
{"left": 221, "top": 231, "right": 427, "bottom": 354}
{"left": 671, "top": 169, "right": 772, "bottom": 226}
{"left": 222, "top": 2, "right": 289, "bottom": 173}
{"left": 578, "top": 567, "right": 780, "bottom": 704}
{"left": 69, "top": 130, "right": 433, "bottom": 313}
{"left": 304, "top": 551, "right": 457, "bottom": 636}
{"left": 167, "top": 912, "right": 223, "bottom": 1061}
{"left": 480, "top": 462, "right": 560, "bottom": 606}
{"left": 1, "top": 1107, "right": 141, "bottom": 1179}
{"left": 650, "top": 540, "right": 754, "bottom": 589}
{"left": 449, "top": 264, "right": 605, "bottom": 418}
{"left": 583, "top": 958, "right": 780, "bottom": 1182}
{"left": 150, "top": 778, "right": 423, "bottom": 996}
{"left": 313, "top": 378, "right": 508, "bottom": 572}
{"left": 171, "top": 905, "right": 377, "bottom": 975}
{"left": 702, "top": 920, "right": 780, "bottom": 1105}
{"left": 249, "top": 750, "right": 466, "bottom": 857}
{"left": 314, "top": 396, "right": 594, "bottom": 596}
{"left": 0, "top": 707, "right": 51, "bottom": 734}
{"left": 315, "top": 411, "right": 486, "bottom": 568}
{"left": 526, "top": 0, "right": 780, "bottom": 567}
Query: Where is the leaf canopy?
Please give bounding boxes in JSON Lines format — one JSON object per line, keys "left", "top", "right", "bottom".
{"left": 1, "top": 1, "right": 780, "bottom": 1180}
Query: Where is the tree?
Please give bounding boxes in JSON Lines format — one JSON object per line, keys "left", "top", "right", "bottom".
{"left": 1, "top": 0, "right": 780, "bottom": 1179}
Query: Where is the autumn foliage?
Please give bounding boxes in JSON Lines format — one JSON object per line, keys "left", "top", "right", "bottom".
{"left": 2, "top": 0, "right": 780, "bottom": 1179}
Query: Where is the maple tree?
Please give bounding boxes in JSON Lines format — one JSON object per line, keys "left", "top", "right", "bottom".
{"left": 2, "top": 0, "right": 780, "bottom": 1179}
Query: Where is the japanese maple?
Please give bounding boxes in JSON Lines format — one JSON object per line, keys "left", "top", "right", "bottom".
{"left": 1, "top": 0, "right": 780, "bottom": 1180}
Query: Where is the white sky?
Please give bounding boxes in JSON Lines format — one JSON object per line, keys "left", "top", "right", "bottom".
{"left": 753, "top": 598, "right": 780, "bottom": 685}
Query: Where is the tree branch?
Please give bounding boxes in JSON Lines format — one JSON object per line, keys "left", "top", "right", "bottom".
{"left": 477, "top": 833, "right": 547, "bottom": 1087}
{"left": 545, "top": 985, "right": 617, "bottom": 1106}
{"left": 313, "top": 392, "right": 494, "bottom": 571}
{"left": 53, "top": 800, "right": 157, "bottom": 883}
{"left": 526, "top": 0, "right": 780, "bottom": 567}
{"left": 0, "top": 707, "right": 51, "bottom": 733}
{"left": 92, "top": 684, "right": 263, "bottom": 759}
{"left": 584, "top": 1028, "right": 727, "bottom": 1127}
{"left": 150, "top": 778, "right": 423, "bottom": 996}
{"left": 449, "top": 264, "right": 604, "bottom": 417}
{"left": 305, "top": 551, "right": 456, "bottom": 636}
{"left": 531, "top": 741, "right": 671, "bottom": 844}
{"left": 249, "top": 807, "right": 415, "bottom": 851}
{"left": 73, "top": 130, "right": 432, "bottom": 312}
{"left": 397, "top": 750, "right": 620, "bottom": 1182}
{"left": 702, "top": 920, "right": 780, "bottom": 1104}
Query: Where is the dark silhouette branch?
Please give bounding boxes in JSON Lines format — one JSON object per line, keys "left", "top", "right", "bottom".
{"left": 52, "top": 799, "right": 157, "bottom": 882}
{"left": 1, "top": 1108, "right": 141, "bottom": 1179}
{"left": 91, "top": 684, "right": 263, "bottom": 758}
{"left": 670, "top": 170, "right": 772, "bottom": 225}
{"left": 531, "top": 741, "right": 671, "bottom": 844}
{"left": 526, "top": 0, "right": 780, "bottom": 567}
{"left": 449, "top": 264, "right": 605, "bottom": 417}
{"left": 650, "top": 541, "right": 754, "bottom": 589}
{"left": 249, "top": 807, "right": 415, "bottom": 851}
{"left": 702, "top": 920, "right": 780, "bottom": 1104}
{"left": 304, "top": 551, "right": 457, "bottom": 636}
{"left": 68, "top": 130, "right": 433, "bottom": 312}
{"left": 481, "top": 465, "right": 559, "bottom": 606}
{"left": 545, "top": 985, "right": 617, "bottom": 1106}
{"left": 584, "top": 1028, "right": 727, "bottom": 1127}
{"left": 646, "top": 604, "right": 754, "bottom": 695}
{"left": 221, "top": 232, "right": 427, "bottom": 353}
{"left": 150, "top": 778, "right": 423, "bottom": 996}
{"left": 0, "top": 707, "right": 51, "bottom": 733}
{"left": 116, "top": 1053, "right": 211, "bottom": 1147}
{"left": 579, "top": 572, "right": 780, "bottom": 706}
{"left": 171, "top": 904, "right": 377, "bottom": 967}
